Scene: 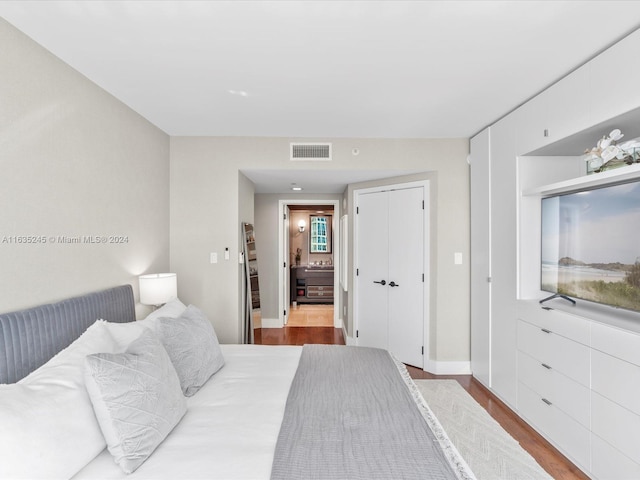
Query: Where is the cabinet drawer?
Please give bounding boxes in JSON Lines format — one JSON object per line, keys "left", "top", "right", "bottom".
{"left": 518, "top": 305, "right": 590, "bottom": 345}
{"left": 518, "top": 351, "right": 589, "bottom": 427}
{"left": 592, "top": 349, "right": 640, "bottom": 417}
{"left": 591, "top": 433, "right": 640, "bottom": 480}
{"left": 518, "top": 382, "right": 591, "bottom": 470}
{"left": 307, "top": 286, "right": 333, "bottom": 297}
{"left": 592, "top": 321, "right": 640, "bottom": 368}
{"left": 518, "top": 382, "right": 590, "bottom": 470}
{"left": 517, "top": 319, "right": 590, "bottom": 386}
{"left": 592, "top": 391, "right": 640, "bottom": 465}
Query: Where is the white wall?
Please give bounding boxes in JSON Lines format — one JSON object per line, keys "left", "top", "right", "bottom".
{"left": 171, "top": 137, "right": 470, "bottom": 364}
{"left": 0, "top": 18, "right": 170, "bottom": 318}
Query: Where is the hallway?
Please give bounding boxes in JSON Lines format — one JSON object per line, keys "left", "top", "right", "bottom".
{"left": 286, "top": 304, "right": 333, "bottom": 327}
{"left": 254, "top": 304, "right": 342, "bottom": 345}
{"left": 254, "top": 326, "right": 344, "bottom": 346}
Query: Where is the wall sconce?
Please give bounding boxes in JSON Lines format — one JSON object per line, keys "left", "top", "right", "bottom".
{"left": 139, "top": 273, "right": 177, "bottom": 307}
{"left": 298, "top": 219, "right": 306, "bottom": 233}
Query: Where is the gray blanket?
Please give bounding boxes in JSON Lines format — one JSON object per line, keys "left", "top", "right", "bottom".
{"left": 270, "top": 345, "right": 469, "bottom": 480}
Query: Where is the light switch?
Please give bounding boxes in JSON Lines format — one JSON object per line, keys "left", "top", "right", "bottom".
{"left": 224, "top": 248, "right": 230, "bottom": 260}
{"left": 454, "top": 252, "right": 463, "bottom": 265}
{"left": 210, "top": 252, "right": 218, "bottom": 264}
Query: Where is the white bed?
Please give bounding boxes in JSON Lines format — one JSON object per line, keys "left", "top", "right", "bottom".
{"left": 0, "top": 286, "right": 474, "bottom": 480}
{"left": 75, "top": 344, "right": 302, "bottom": 479}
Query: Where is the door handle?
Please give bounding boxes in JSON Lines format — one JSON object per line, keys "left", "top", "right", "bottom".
{"left": 373, "top": 280, "right": 386, "bottom": 285}
{"left": 389, "top": 281, "right": 399, "bottom": 287}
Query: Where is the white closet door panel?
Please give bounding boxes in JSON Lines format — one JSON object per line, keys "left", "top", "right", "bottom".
{"left": 590, "top": 29, "right": 640, "bottom": 128}
{"left": 388, "top": 187, "right": 424, "bottom": 367}
{"left": 356, "top": 191, "right": 389, "bottom": 350}
{"left": 470, "top": 129, "right": 491, "bottom": 386}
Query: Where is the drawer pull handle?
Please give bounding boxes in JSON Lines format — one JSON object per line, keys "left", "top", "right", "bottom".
{"left": 541, "top": 363, "right": 552, "bottom": 370}
{"left": 541, "top": 328, "right": 552, "bottom": 334}
{"left": 541, "top": 398, "right": 552, "bottom": 406}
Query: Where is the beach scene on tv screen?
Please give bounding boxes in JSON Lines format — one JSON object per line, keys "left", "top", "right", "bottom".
{"left": 541, "top": 181, "right": 640, "bottom": 311}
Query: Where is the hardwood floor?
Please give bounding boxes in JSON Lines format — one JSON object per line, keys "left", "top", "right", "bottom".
{"left": 255, "top": 326, "right": 588, "bottom": 480}
{"left": 287, "top": 304, "right": 334, "bottom": 327}
{"left": 254, "top": 326, "right": 345, "bottom": 345}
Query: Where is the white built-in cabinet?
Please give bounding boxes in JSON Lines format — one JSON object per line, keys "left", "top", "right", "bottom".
{"left": 469, "top": 130, "right": 491, "bottom": 387}
{"left": 516, "top": 63, "right": 591, "bottom": 156}
{"left": 517, "top": 299, "right": 640, "bottom": 479}
{"left": 589, "top": 31, "right": 640, "bottom": 127}
{"left": 470, "top": 27, "right": 640, "bottom": 478}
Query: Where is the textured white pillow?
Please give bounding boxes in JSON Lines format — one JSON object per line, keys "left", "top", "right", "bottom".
{"left": 157, "top": 304, "right": 225, "bottom": 396}
{"left": 84, "top": 329, "right": 187, "bottom": 474}
{"left": 0, "top": 320, "right": 119, "bottom": 480}
{"left": 142, "top": 297, "right": 187, "bottom": 322}
{"left": 104, "top": 298, "right": 188, "bottom": 350}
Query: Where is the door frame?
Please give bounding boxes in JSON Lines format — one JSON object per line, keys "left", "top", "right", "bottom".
{"left": 353, "top": 180, "right": 430, "bottom": 370}
{"left": 278, "top": 199, "right": 341, "bottom": 328}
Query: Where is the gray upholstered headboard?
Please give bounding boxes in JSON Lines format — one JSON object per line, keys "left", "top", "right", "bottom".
{"left": 0, "top": 285, "right": 135, "bottom": 384}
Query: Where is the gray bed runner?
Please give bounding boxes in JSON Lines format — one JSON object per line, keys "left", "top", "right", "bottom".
{"left": 271, "top": 344, "right": 470, "bottom": 480}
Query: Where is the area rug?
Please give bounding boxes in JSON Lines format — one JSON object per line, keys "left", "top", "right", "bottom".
{"left": 414, "top": 380, "right": 552, "bottom": 480}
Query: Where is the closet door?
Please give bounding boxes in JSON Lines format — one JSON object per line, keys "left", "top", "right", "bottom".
{"left": 355, "top": 185, "right": 425, "bottom": 368}
{"left": 356, "top": 190, "right": 389, "bottom": 352}
{"left": 388, "top": 187, "right": 424, "bottom": 368}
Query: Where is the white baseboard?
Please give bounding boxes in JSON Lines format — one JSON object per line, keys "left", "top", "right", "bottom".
{"left": 343, "top": 328, "right": 355, "bottom": 346}
{"left": 260, "top": 317, "right": 282, "bottom": 328}
{"left": 423, "top": 360, "right": 472, "bottom": 375}
{"left": 334, "top": 317, "right": 343, "bottom": 329}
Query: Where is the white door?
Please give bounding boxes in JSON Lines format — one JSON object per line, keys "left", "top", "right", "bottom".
{"left": 470, "top": 130, "right": 491, "bottom": 386}
{"left": 282, "top": 205, "right": 290, "bottom": 325}
{"left": 356, "top": 185, "right": 425, "bottom": 368}
{"left": 388, "top": 187, "right": 424, "bottom": 367}
{"left": 356, "top": 191, "right": 389, "bottom": 351}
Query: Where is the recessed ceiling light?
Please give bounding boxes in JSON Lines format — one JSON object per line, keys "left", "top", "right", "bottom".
{"left": 228, "top": 89, "right": 248, "bottom": 97}
{"left": 292, "top": 186, "right": 303, "bottom": 191}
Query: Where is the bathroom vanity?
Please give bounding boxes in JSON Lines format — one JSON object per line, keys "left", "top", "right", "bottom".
{"left": 290, "top": 266, "right": 334, "bottom": 304}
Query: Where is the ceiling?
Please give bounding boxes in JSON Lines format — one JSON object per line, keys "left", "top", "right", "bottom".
{"left": 2, "top": 1, "right": 640, "bottom": 192}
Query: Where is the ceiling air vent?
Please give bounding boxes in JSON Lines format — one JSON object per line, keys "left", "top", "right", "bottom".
{"left": 290, "top": 143, "right": 332, "bottom": 161}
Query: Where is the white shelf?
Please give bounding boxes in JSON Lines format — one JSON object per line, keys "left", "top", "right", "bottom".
{"left": 523, "top": 163, "right": 640, "bottom": 197}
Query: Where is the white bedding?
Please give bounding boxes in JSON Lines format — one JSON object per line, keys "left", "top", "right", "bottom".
{"left": 74, "top": 345, "right": 302, "bottom": 480}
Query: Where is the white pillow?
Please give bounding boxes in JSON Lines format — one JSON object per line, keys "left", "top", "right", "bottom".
{"left": 157, "top": 304, "right": 225, "bottom": 396}
{"left": 142, "top": 297, "right": 187, "bottom": 322}
{"left": 104, "top": 298, "right": 187, "bottom": 349}
{"left": 84, "top": 329, "right": 187, "bottom": 474}
{"left": 0, "top": 320, "right": 120, "bottom": 480}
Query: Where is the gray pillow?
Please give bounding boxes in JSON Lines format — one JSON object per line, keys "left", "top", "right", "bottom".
{"left": 84, "top": 329, "right": 186, "bottom": 474}
{"left": 158, "top": 304, "right": 225, "bottom": 396}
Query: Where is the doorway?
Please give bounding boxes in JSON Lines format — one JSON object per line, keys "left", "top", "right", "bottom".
{"left": 278, "top": 200, "right": 340, "bottom": 329}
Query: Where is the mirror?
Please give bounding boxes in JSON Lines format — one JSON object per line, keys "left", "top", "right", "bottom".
{"left": 242, "top": 223, "right": 260, "bottom": 343}
{"left": 310, "top": 215, "right": 332, "bottom": 253}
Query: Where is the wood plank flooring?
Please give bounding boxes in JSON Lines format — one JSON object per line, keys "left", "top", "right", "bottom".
{"left": 254, "top": 326, "right": 344, "bottom": 345}
{"left": 255, "top": 325, "right": 589, "bottom": 480}
{"left": 287, "top": 304, "right": 334, "bottom": 327}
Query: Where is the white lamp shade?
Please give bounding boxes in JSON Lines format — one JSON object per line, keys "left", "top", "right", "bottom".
{"left": 139, "top": 273, "right": 177, "bottom": 306}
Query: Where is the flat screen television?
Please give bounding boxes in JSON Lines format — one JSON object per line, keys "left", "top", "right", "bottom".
{"left": 541, "top": 179, "right": 640, "bottom": 312}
